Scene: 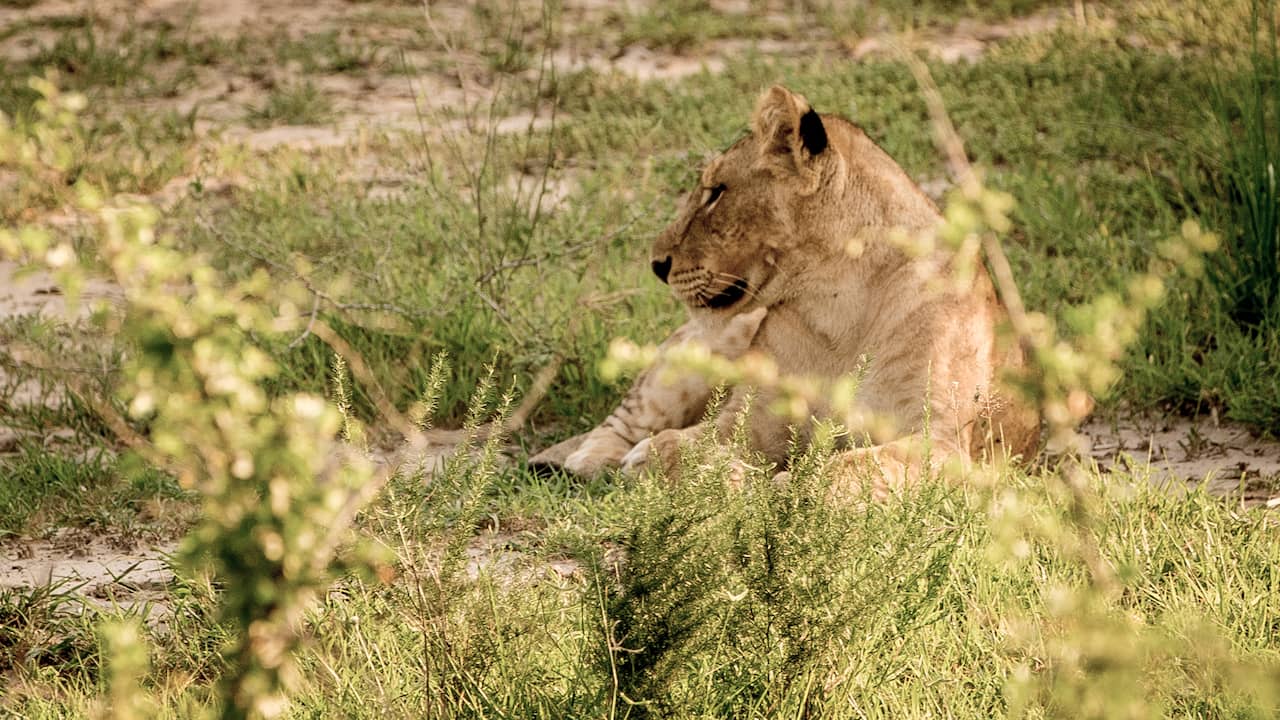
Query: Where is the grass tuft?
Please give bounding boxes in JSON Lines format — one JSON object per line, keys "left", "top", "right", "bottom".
{"left": 1208, "top": 1, "right": 1280, "bottom": 329}
{"left": 244, "top": 81, "right": 334, "bottom": 127}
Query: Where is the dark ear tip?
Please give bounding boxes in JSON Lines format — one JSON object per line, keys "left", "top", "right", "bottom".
{"left": 799, "top": 107, "right": 827, "bottom": 155}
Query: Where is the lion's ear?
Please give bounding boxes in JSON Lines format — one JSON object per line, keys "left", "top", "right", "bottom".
{"left": 752, "top": 85, "right": 827, "bottom": 174}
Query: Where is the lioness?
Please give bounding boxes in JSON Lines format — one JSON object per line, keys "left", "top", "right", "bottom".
{"left": 533, "top": 85, "right": 1039, "bottom": 496}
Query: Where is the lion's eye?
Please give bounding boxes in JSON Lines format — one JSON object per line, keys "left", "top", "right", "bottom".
{"left": 705, "top": 183, "right": 727, "bottom": 207}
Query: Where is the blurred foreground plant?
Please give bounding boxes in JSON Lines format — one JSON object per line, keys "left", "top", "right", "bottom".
{"left": 2, "top": 76, "right": 394, "bottom": 720}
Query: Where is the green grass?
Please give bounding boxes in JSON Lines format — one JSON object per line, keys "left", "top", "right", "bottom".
{"left": 0, "top": 14, "right": 88, "bottom": 44}
{"left": 0, "top": 21, "right": 198, "bottom": 115}
{"left": 0, "top": 18, "right": 201, "bottom": 219}
{"left": 1119, "top": 2, "right": 1280, "bottom": 430}
{"left": 1, "top": 0, "right": 1280, "bottom": 716}
{"left": 608, "top": 0, "right": 1064, "bottom": 51}
{"left": 272, "top": 30, "right": 387, "bottom": 75}
{"left": 244, "top": 81, "right": 334, "bottom": 127}
{"left": 3, "top": 453, "right": 1278, "bottom": 717}
{"left": 612, "top": 0, "right": 787, "bottom": 51}
{"left": 0, "top": 443, "right": 190, "bottom": 536}
{"left": 163, "top": 27, "right": 1275, "bottom": 433}
{"left": 0, "top": 582, "right": 99, "bottom": 679}
{"left": 810, "top": 0, "right": 1066, "bottom": 35}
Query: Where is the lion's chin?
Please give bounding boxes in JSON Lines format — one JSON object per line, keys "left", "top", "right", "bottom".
{"left": 700, "top": 278, "right": 748, "bottom": 309}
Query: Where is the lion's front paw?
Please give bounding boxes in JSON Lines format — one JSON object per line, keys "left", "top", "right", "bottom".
{"left": 563, "top": 434, "right": 634, "bottom": 478}
{"left": 563, "top": 447, "right": 613, "bottom": 478}
{"left": 827, "top": 439, "right": 930, "bottom": 502}
{"left": 621, "top": 429, "right": 688, "bottom": 478}
{"left": 828, "top": 448, "right": 893, "bottom": 503}
{"left": 620, "top": 437, "right": 652, "bottom": 474}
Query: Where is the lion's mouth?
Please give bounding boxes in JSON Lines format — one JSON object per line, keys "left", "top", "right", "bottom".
{"left": 701, "top": 278, "right": 749, "bottom": 309}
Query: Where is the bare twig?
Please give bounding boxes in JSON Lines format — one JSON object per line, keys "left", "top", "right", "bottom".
{"left": 901, "top": 51, "right": 1039, "bottom": 353}
{"left": 902, "top": 50, "right": 1117, "bottom": 595}
{"left": 287, "top": 293, "right": 322, "bottom": 349}
{"left": 507, "top": 355, "right": 562, "bottom": 430}
{"left": 10, "top": 342, "right": 186, "bottom": 480}
{"left": 309, "top": 446, "right": 399, "bottom": 577}
{"left": 310, "top": 318, "right": 416, "bottom": 438}
{"left": 195, "top": 213, "right": 427, "bottom": 322}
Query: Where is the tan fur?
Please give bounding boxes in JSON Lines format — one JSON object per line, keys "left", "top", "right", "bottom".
{"left": 637, "top": 85, "right": 1040, "bottom": 490}
{"left": 528, "top": 308, "right": 766, "bottom": 476}
{"left": 533, "top": 85, "right": 1040, "bottom": 490}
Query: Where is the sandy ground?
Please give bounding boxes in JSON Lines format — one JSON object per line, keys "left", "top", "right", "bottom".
{"left": 0, "top": 530, "right": 175, "bottom": 620}
{"left": 1079, "top": 414, "right": 1280, "bottom": 505}
{"left": 0, "top": 262, "right": 120, "bottom": 320}
{"left": 0, "top": 1, "right": 1274, "bottom": 614}
{"left": 1, "top": 0, "right": 1080, "bottom": 151}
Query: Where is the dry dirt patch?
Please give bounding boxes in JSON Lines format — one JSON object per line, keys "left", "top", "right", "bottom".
{"left": 1081, "top": 413, "right": 1280, "bottom": 506}
{"left": 847, "top": 7, "right": 1074, "bottom": 64}
{"left": 0, "top": 260, "right": 122, "bottom": 418}
{"left": 0, "top": 261, "right": 121, "bottom": 320}
{"left": 0, "top": 529, "right": 176, "bottom": 620}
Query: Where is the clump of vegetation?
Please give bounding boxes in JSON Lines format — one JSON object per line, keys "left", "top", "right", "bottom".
{"left": 3, "top": 78, "right": 393, "bottom": 719}
{"left": 245, "top": 81, "right": 333, "bottom": 127}
{"left": 2, "top": 1, "right": 1280, "bottom": 718}
{"left": 1200, "top": 1, "right": 1280, "bottom": 429}
{"left": 1210, "top": 25, "right": 1280, "bottom": 329}
{"left": 602, "top": 424, "right": 965, "bottom": 716}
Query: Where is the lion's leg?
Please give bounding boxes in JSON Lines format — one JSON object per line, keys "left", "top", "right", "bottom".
{"left": 562, "top": 426, "right": 648, "bottom": 477}
{"left": 527, "top": 431, "right": 592, "bottom": 476}
{"left": 620, "top": 386, "right": 793, "bottom": 481}
{"left": 529, "top": 381, "right": 705, "bottom": 479}
{"left": 528, "top": 321, "right": 718, "bottom": 478}
{"left": 532, "top": 310, "right": 769, "bottom": 479}
{"left": 970, "top": 404, "right": 1042, "bottom": 465}
{"left": 619, "top": 424, "right": 698, "bottom": 478}
{"left": 619, "top": 423, "right": 755, "bottom": 488}
{"left": 822, "top": 435, "right": 968, "bottom": 503}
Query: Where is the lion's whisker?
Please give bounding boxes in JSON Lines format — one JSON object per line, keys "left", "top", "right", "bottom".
{"left": 707, "top": 273, "right": 762, "bottom": 302}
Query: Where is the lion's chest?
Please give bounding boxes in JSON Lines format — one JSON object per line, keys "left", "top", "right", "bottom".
{"left": 755, "top": 295, "right": 867, "bottom": 377}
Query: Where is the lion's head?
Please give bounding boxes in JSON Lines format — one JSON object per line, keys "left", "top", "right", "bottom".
{"left": 650, "top": 85, "right": 938, "bottom": 313}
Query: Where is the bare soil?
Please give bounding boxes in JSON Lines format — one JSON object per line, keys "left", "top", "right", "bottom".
{"left": 0, "top": 529, "right": 176, "bottom": 622}
{"left": 1080, "top": 413, "right": 1280, "bottom": 506}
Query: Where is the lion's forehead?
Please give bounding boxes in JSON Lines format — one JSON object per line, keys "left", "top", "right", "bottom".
{"left": 700, "top": 137, "right": 756, "bottom": 186}
{"left": 699, "top": 156, "right": 724, "bottom": 185}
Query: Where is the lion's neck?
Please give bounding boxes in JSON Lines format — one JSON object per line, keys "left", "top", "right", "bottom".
{"left": 766, "top": 224, "right": 952, "bottom": 359}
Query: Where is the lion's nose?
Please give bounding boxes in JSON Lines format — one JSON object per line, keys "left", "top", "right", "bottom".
{"left": 651, "top": 256, "right": 672, "bottom": 283}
